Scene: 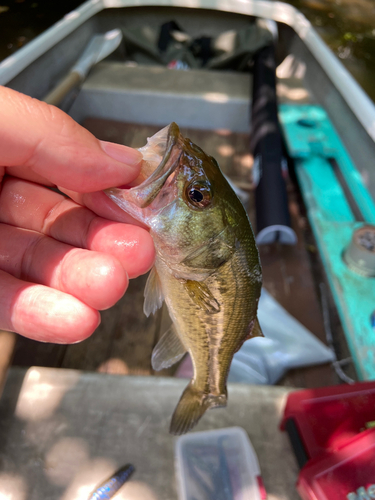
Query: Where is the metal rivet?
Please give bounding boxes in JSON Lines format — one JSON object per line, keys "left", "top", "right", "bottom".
{"left": 343, "top": 225, "right": 375, "bottom": 277}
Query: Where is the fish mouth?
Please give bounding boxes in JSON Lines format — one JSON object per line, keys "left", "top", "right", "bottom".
{"left": 106, "top": 123, "right": 184, "bottom": 213}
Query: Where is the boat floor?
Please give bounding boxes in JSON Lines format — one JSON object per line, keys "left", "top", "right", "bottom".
{"left": 11, "top": 122, "right": 356, "bottom": 388}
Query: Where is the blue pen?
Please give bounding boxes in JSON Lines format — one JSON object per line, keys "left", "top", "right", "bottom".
{"left": 88, "top": 464, "right": 135, "bottom": 500}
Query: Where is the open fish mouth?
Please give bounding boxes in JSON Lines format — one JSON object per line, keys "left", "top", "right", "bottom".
{"left": 106, "top": 123, "right": 184, "bottom": 215}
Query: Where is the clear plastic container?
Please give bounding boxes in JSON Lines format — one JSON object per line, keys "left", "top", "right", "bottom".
{"left": 175, "top": 427, "right": 266, "bottom": 500}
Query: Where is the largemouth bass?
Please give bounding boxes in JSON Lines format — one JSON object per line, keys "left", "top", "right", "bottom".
{"left": 106, "top": 123, "right": 263, "bottom": 435}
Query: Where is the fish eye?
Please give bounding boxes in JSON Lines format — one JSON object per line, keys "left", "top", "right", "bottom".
{"left": 185, "top": 182, "right": 212, "bottom": 208}
{"left": 189, "top": 189, "right": 204, "bottom": 203}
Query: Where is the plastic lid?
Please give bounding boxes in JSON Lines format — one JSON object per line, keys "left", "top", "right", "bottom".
{"left": 175, "top": 427, "right": 264, "bottom": 500}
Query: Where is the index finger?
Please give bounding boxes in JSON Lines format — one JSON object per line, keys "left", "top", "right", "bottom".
{"left": 0, "top": 86, "right": 142, "bottom": 192}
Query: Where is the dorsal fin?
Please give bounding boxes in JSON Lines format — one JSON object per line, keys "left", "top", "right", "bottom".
{"left": 152, "top": 324, "right": 187, "bottom": 371}
{"left": 143, "top": 267, "right": 164, "bottom": 317}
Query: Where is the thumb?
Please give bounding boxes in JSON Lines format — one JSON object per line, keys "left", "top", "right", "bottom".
{"left": 0, "top": 86, "right": 142, "bottom": 192}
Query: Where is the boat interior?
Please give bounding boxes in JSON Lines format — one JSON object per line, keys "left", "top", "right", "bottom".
{"left": 3, "top": 3, "right": 375, "bottom": 498}
{"left": 3, "top": 4, "right": 367, "bottom": 387}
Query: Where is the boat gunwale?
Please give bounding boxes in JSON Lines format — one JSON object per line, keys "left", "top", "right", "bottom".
{"left": 0, "top": 0, "right": 375, "bottom": 143}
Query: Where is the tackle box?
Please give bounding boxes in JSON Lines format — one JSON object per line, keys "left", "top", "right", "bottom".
{"left": 281, "top": 381, "right": 375, "bottom": 500}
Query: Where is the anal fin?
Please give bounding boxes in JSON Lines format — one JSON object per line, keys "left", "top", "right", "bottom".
{"left": 151, "top": 324, "right": 187, "bottom": 371}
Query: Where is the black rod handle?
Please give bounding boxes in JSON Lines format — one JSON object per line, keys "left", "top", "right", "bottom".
{"left": 251, "top": 44, "right": 297, "bottom": 245}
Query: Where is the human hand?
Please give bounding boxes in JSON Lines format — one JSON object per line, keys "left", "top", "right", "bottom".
{"left": 0, "top": 86, "right": 155, "bottom": 343}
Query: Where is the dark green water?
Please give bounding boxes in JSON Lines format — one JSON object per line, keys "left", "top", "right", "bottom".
{"left": 1, "top": 0, "right": 374, "bottom": 101}
{"left": 0, "top": 1, "right": 82, "bottom": 61}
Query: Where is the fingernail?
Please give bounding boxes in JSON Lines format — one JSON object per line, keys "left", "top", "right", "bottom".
{"left": 100, "top": 141, "right": 142, "bottom": 166}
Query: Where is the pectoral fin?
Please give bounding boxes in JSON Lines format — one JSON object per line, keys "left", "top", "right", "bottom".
{"left": 151, "top": 324, "right": 187, "bottom": 371}
{"left": 184, "top": 280, "right": 220, "bottom": 314}
{"left": 143, "top": 267, "right": 164, "bottom": 317}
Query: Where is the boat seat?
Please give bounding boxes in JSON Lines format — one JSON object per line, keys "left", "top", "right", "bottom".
{"left": 70, "top": 61, "right": 312, "bottom": 132}
{"left": 0, "top": 366, "right": 299, "bottom": 499}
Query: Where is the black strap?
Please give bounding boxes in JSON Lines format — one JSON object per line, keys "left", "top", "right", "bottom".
{"left": 189, "top": 36, "right": 213, "bottom": 66}
{"left": 157, "top": 21, "right": 184, "bottom": 52}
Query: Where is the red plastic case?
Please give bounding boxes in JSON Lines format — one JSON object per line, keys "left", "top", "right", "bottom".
{"left": 297, "top": 429, "right": 375, "bottom": 500}
{"left": 281, "top": 381, "right": 375, "bottom": 458}
{"left": 281, "top": 381, "right": 375, "bottom": 500}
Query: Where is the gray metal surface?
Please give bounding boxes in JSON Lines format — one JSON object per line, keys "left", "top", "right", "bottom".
{"left": 0, "top": 367, "right": 299, "bottom": 500}
{"left": 70, "top": 63, "right": 252, "bottom": 131}
{"left": 278, "top": 22, "right": 375, "bottom": 215}
{"left": 7, "top": 19, "right": 98, "bottom": 100}
{"left": 1, "top": 0, "right": 374, "bottom": 139}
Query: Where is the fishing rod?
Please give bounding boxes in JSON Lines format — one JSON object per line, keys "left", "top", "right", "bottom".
{"left": 250, "top": 29, "right": 297, "bottom": 245}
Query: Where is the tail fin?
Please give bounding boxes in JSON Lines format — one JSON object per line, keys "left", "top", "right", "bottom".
{"left": 169, "top": 382, "right": 227, "bottom": 435}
